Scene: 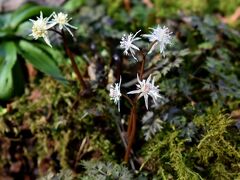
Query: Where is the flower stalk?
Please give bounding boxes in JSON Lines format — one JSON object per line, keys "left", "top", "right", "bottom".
{"left": 124, "top": 47, "right": 148, "bottom": 163}
{"left": 124, "top": 104, "right": 137, "bottom": 162}
{"left": 61, "top": 30, "right": 88, "bottom": 91}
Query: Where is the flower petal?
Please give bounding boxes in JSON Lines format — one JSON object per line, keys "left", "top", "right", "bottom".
{"left": 127, "top": 89, "right": 141, "bottom": 94}
{"left": 43, "top": 36, "right": 52, "bottom": 47}
{"left": 144, "top": 95, "right": 149, "bottom": 110}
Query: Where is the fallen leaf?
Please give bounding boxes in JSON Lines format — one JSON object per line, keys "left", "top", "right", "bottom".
{"left": 142, "top": 0, "right": 154, "bottom": 8}
{"left": 27, "top": 89, "right": 42, "bottom": 102}
{"left": 219, "top": 7, "right": 240, "bottom": 24}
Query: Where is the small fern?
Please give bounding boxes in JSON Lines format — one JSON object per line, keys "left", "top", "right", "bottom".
{"left": 38, "top": 169, "right": 73, "bottom": 180}
{"left": 81, "top": 161, "right": 133, "bottom": 180}
{"left": 141, "top": 111, "right": 163, "bottom": 141}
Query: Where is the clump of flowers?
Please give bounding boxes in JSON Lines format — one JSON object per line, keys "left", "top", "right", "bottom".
{"left": 109, "top": 26, "right": 178, "bottom": 164}
{"left": 29, "top": 11, "right": 77, "bottom": 47}
{"left": 109, "top": 25, "right": 173, "bottom": 112}
{"left": 29, "top": 11, "right": 87, "bottom": 92}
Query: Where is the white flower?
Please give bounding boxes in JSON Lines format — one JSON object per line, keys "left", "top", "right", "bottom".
{"left": 29, "top": 11, "right": 54, "bottom": 47}
{"left": 51, "top": 12, "right": 77, "bottom": 37}
{"left": 109, "top": 77, "right": 122, "bottom": 112}
{"left": 143, "top": 25, "right": 172, "bottom": 56}
{"left": 120, "top": 30, "right": 141, "bottom": 61}
{"left": 127, "top": 74, "right": 163, "bottom": 109}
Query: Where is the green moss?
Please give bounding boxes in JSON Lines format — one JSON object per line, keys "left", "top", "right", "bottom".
{"left": 0, "top": 77, "right": 119, "bottom": 174}
{"left": 141, "top": 106, "right": 240, "bottom": 179}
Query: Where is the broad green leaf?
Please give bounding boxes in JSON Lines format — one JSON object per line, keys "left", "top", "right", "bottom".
{"left": 12, "top": 60, "right": 25, "bottom": 97}
{"left": 0, "top": 13, "right": 11, "bottom": 29}
{"left": 0, "top": 42, "right": 17, "bottom": 100}
{"left": 16, "top": 21, "right": 32, "bottom": 37}
{"left": 9, "top": 4, "right": 54, "bottom": 29}
{"left": 36, "top": 44, "right": 64, "bottom": 65}
{"left": 0, "top": 30, "right": 8, "bottom": 37}
{"left": 0, "top": 13, "right": 12, "bottom": 37}
{"left": 18, "top": 40, "right": 67, "bottom": 84}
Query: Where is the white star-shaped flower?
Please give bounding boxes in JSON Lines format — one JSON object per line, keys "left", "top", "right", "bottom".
{"left": 109, "top": 77, "right": 122, "bottom": 112}
{"left": 29, "top": 12, "right": 54, "bottom": 47}
{"left": 127, "top": 74, "right": 163, "bottom": 109}
{"left": 143, "top": 25, "right": 172, "bottom": 56}
{"left": 120, "top": 30, "right": 141, "bottom": 61}
{"left": 51, "top": 12, "right": 77, "bottom": 37}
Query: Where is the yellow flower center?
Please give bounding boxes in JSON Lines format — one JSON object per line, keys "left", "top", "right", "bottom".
{"left": 55, "top": 13, "right": 67, "bottom": 25}
{"left": 32, "top": 20, "right": 47, "bottom": 38}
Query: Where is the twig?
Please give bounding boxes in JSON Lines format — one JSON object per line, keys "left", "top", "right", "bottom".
{"left": 74, "top": 136, "right": 90, "bottom": 170}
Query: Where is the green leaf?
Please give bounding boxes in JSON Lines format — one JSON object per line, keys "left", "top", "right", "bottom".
{"left": 0, "top": 42, "right": 17, "bottom": 100}
{"left": 0, "top": 13, "right": 11, "bottom": 29}
{"left": 9, "top": 4, "right": 54, "bottom": 29}
{"left": 15, "top": 21, "right": 32, "bottom": 37}
{"left": 0, "top": 106, "right": 7, "bottom": 116}
{"left": 198, "top": 42, "right": 213, "bottom": 50}
{"left": 18, "top": 40, "right": 67, "bottom": 84}
{"left": 0, "top": 30, "right": 8, "bottom": 37}
{"left": 36, "top": 44, "right": 64, "bottom": 65}
{"left": 63, "top": 0, "right": 85, "bottom": 12}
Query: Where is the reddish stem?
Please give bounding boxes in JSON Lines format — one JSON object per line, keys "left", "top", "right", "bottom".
{"left": 127, "top": 107, "right": 134, "bottom": 137}
{"left": 139, "top": 51, "right": 146, "bottom": 80}
{"left": 124, "top": 48, "right": 149, "bottom": 163}
{"left": 124, "top": 105, "right": 136, "bottom": 162}
{"left": 122, "top": 94, "right": 134, "bottom": 106}
{"left": 61, "top": 31, "right": 88, "bottom": 90}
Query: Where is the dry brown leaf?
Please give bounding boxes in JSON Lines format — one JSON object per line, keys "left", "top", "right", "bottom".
{"left": 142, "top": 0, "right": 154, "bottom": 8}
{"left": 123, "top": 0, "right": 131, "bottom": 12}
{"left": 27, "top": 89, "right": 42, "bottom": 102}
{"left": 219, "top": 7, "right": 240, "bottom": 24}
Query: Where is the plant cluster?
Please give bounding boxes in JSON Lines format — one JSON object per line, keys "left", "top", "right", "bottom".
{"left": 0, "top": 1, "right": 240, "bottom": 179}
{"left": 0, "top": 4, "right": 66, "bottom": 101}
{"left": 108, "top": 25, "right": 177, "bottom": 164}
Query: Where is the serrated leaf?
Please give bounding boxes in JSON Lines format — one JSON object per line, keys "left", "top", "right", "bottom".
{"left": 18, "top": 40, "right": 67, "bottom": 84}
